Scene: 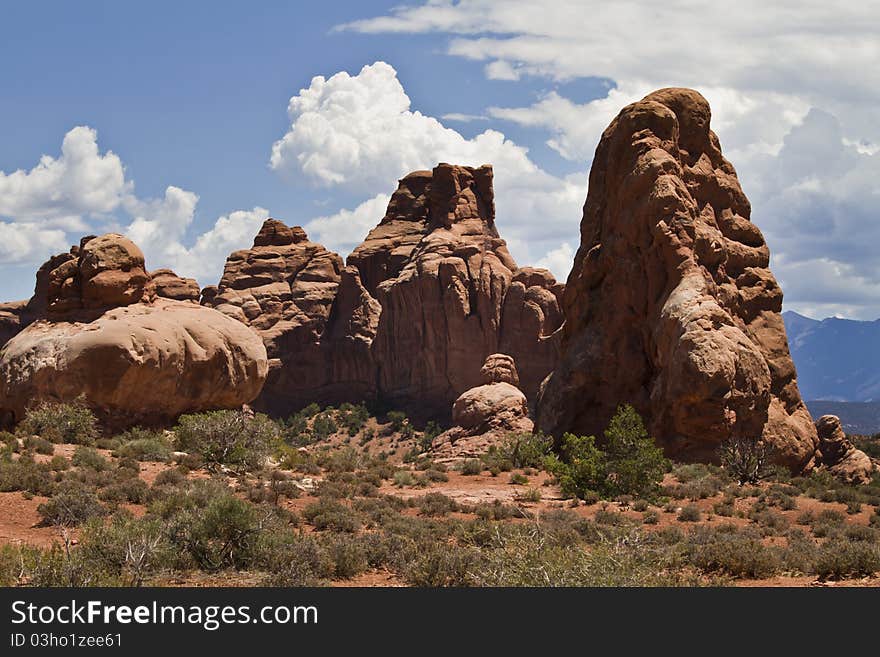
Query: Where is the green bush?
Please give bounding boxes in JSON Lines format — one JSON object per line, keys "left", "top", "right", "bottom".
{"left": 686, "top": 527, "right": 781, "bottom": 578}
{"left": 115, "top": 428, "right": 172, "bottom": 462}
{"left": 302, "top": 499, "right": 361, "bottom": 533}
{"left": 814, "top": 540, "right": 880, "bottom": 579}
{"left": 678, "top": 504, "right": 701, "bottom": 522}
{"left": 168, "top": 493, "right": 260, "bottom": 571}
{"left": 719, "top": 436, "right": 771, "bottom": 485}
{"left": 24, "top": 435, "right": 55, "bottom": 455}
{"left": 71, "top": 446, "right": 110, "bottom": 471}
{"left": 175, "top": 410, "right": 278, "bottom": 470}
{"left": 545, "top": 405, "right": 669, "bottom": 501}
{"left": 18, "top": 400, "right": 98, "bottom": 445}
{"left": 77, "top": 513, "right": 172, "bottom": 586}
{"left": 312, "top": 411, "right": 339, "bottom": 441}
{"left": 459, "top": 459, "right": 483, "bottom": 476}
{"left": 0, "top": 455, "right": 54, "bottom": 495}
{"left": 37, "top": 481, "right": 106, "bottom": 527}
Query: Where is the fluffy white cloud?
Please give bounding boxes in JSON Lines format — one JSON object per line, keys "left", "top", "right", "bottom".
{"left": 535, "top": 242, "right": 574, "bottom": 282}
{"left": 0, "top": 222, "right": 69, "bottom": 267}
{"left": 274, "top": 61, "right": 586, "bottom": 268}
{"left": 342, "top": 2, "right": 880, "bottom": 319}
{"left": 180, "top": 207, "right": 271, "bottom": 283}
{"left": 125, "top": 186, "right": 200, "bottom": 267}
{"left": 0, "top": 126, "right": 128, "bottom": 226}
{"left": 0, "top": 126, "right": 270, "bottom": 294}
{"left": 305, "top": 193, "right": 391, "bottom": 257}
{"left": 124, "top": 189, "right": 270, "bottom": 284}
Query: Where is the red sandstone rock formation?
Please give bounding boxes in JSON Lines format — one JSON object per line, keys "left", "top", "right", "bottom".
{"left": 815, "top": 415, "right": 874, "bottom": 484}
{"left": 207, "top": 164, "right": 563, "bottom": 419}
{"left": 0, "top": 235, "right": 267, "bottom": 428}
{"left": 536, "top": 88, "right": 817, "bottom": 471}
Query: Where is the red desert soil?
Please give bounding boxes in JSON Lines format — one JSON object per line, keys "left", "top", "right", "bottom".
{"left": 0, "top": 492, "right": 64, "bottom": 548}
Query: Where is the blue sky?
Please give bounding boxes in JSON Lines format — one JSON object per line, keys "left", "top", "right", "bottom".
{"left": 1, "top": 1, "right": 878, "bottom": 319}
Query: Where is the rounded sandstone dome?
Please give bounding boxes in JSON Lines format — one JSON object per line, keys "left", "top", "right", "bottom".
{"left": 0, "top": 299, "right": 268, "bottom": 428}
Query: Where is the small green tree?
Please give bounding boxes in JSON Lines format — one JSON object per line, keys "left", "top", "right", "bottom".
{"left": 174, "top": 410, "right": 278, "bottom": 471}
{"left": 545, "top": 405, "right": 670, "bottom": 501}
{"left": 18, "top": 399, "right": 98, "bottom": 445}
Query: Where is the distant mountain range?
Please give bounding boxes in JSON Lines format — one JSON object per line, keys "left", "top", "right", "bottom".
{"left": 783, "top": 311, "right": 880, "bottom": 434}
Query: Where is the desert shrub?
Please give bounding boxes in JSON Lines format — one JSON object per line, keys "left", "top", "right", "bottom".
{"left": 814, "top": 540, "right": 880, "bottom": 579}
{"left": 0, "top": 455, "right": 54, "bottom": 495}
{"left": 418, "top": 420, "right": 443, "bottom": 452}
{"left": 425, "top": 468, "right": 449, "bottom": 483}
{"left": 749, "top": 508, "right": 789, "bottom": 535}
{"left": 49, "top": 455, "right": 70, "bottom": 472}
{"left": 595, "top": 506, "right": 629, "bottom": 526}
{"left": 393, "top": 470, "right": 416, "bottom": 487}
{"left": 545, "top": 406, "right": 669, "bottom": 502}
{"left": 77, "top": 513, "right": 172, "bottom": 586}
{"left": 686, "top": 527, "right": 781, "bottom": 578}
{"left": 678, "top": 504, "right": 701, "bottom": 522}
{"left": 302, "top": 498, "right": 361, "bottom": 533}
{"left": 71, "top": 446, "right": 110, "bottom": 471}
{"left": 24, "top": 435, "right": 54, "bottom": 455}
{"left": 246, "top": 470, "right": 301, "bottom": 506}
{"left": 37, "top": 481, "right": 106, "bottom": 527}
{"left": 115, "top": 428, "right": 171, "bottom": 462}
{"left": 175, "top": 410, "right": 278, "bottom": 470}
{"left": 339, "top": 403, "right": 370, "bottom": 436}
{"left": 417, "top": 493, "right": 459, "bottom": 517}
{"left": 400, "top": 543, "right": 481, "bottom": 586}
{"left": 386, "top": 411, "right": 408, "bottom": 434}
{"left": 846, "top": 500, "right": 862, "bottom": 515}
{"left": 260, "top": 533, "right": 334, "bottom": 586}
{"left": 473, "top": 500, "right": 528, "bottom": 521}
{"left": 152, "top": 468, "right": 185, "bottom": 489}
{"left": 323, "top": 534, "right": 370, "bottom": 578}
{"left": 318, "top": 446, "right": 361, "bottom": 473}
{"left": 483, "top": 432, "right": 553, "bottom": 472}
{"left": 713, "top": 496, "right": 736, "bottom": 517}
{"left": 642, "top": 510, "right": 660, "bottom": 524}
{"left": 810, "top": 509, "right": 845, "bottom": 538}
{"left": 719, "top": 436, "right": 771, "bottom": 485}
{"left": 632, "top": 499, "right": 650, "bottom": 512}
{"left": 459, "top": 459, "right": 483, "bottom": 476}
{"left": 167, "top": 493, "right": 260, "bottom": 571}
{"left": 99, "top": 478, "right": 150, "bottom": 505}
{"left": 515, "top": 488, "right": 542, "bottom": 503}
{"left": 312, "top": 411, "right": 338, "bottom": 441}
{"left": 465, "top": 524, "right": 688, "bottom": 587}
{"left": 509, "top": 472, "right": 529, "bottom": 485}
{"left": 18, "top": 400, "right": 98, "bottom": 445}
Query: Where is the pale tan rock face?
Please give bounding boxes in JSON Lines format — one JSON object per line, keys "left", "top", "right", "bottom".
{"left": 536, "top": 88, "right": 818, "bottom": 471}
{"left": 0, "top": 234, "right": 268, "bottom": 429}
{"left": 815, "top": 415, "right": 874, "bottom": 484}
{"left": 0, "top": 300, "right": 267, "bottom": 428}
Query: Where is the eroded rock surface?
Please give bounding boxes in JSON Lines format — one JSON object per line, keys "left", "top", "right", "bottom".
{"left": 0, "top": 235, "right": 267, "bottom": 428}
{"left": 432, "top": 354, "right": 534, "bottom": 461}
{"left": 815, "top": 415, "right": 874, "bottom": 484}
{"left": 536, "top": 88, "right": 817, "bottom": 470}
{"left": 207, "top": 164, "right": 563, "bottom": 419}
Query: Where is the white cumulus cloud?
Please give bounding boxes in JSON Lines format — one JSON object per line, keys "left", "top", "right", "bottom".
{"left": 275, "top": 61, "right": 586, "bottom": 269}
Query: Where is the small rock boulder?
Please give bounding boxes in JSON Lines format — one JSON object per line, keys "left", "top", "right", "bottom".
{"left": 151, "top": 269, "right": 200, "bottom": 302}
{"left": 433, "top": 354, "right": 533, "bottom": 461}
{"left": 815, "top": 415, "right": 874, "bottom": 484}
